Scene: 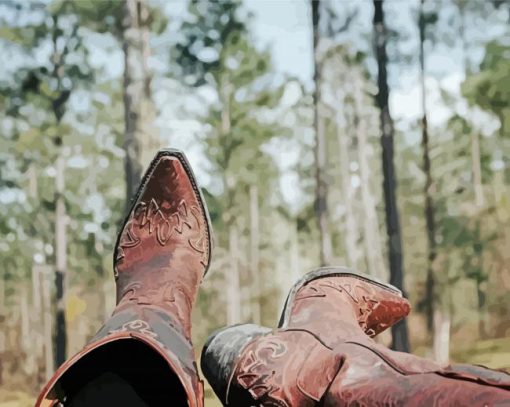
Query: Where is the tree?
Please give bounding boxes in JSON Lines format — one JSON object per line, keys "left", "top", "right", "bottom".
{"left": 0, "top": 0, "right": 131, "bottom": 381}
{"left": 72, "top": 0, "right": 165, "bottom": 205}
{"left": 310, "top": 0, "right": 333, "bottom": 266}
{"left": 121, "top": 0, "right": 160, "bottom": 204}
{"left": 0, "top": 0, "right": 96, "bottom": 367}
{"left": 372, "top": 0, "right": 409, "bottom": 352}
{"left": 175, "top": 0, "right": 286, "bottom": 327}
{"left": 352, "top": 71, "right": 387, "bottom": 281}
{"left": 418, "top": 0, "right": 438, "bottom": 340}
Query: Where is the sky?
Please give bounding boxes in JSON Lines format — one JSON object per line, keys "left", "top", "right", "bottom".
{"left": 1, "top": 0, "right": 506, "bottom": 208}
{"left": 154, "top": 0, "right": 506, "bottom": 209}
{"left": 159, "top": 0, "right": 464, "bottom": 204}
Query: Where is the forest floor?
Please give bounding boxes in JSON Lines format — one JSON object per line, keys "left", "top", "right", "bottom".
{"left": 1, "top": 337, "right": 508, "bottom": 407}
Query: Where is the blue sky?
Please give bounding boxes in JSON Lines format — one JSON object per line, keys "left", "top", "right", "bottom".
{"left": 156, "top": 0, "right": 506, "bottom": 206}
{"left": 1, "top": 0, "right": 506, "bottom": 207}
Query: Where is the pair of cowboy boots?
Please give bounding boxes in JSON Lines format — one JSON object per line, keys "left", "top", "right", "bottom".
{"left": 203, "top": 269, "right": 510, "bottom": 406}
{"left": 37, "top": 149, "right": 510, "bottom": 406}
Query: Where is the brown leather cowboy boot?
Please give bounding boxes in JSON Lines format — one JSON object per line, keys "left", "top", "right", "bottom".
{"left": 36, "top": 149, "right": 212, "bottom": 407}
{"left": 202, "top": 267, "right": 510, "bottom": 406}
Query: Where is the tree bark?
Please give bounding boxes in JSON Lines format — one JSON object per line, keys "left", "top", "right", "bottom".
{"left": 122, "top": 0, "right": 159, "bottom": 206}
{"left": 50, "top": 13, "right": 69, "bottom": 369}
{"left": 249, "top": 185, "right": 261, "bottom": 324}
{"left": 227, "top": 224, "right": 241, "bottom": 325}
{"left": 337, "top": 114, "right": 360, "bottom": 269}
{"left": 42, "top": 265, "right": 54, "bottom": 380}
{"left": 311, "top": 0, "right": 332, "bottom": 266}
{"left": 353, "top": 75, "right": 386, "bottom": 280}
{"left": 419, "top": 0, "right": 439, "bottom": 335}
{"left": 20, "top": 284, "right": 37, "bottom": 375}
{"left": 432, "top": 308, "right": 451, "bottom": 366}
{"left": 54, "top": 155, "right": 67, "bottom": 367}
{"left": 290, "top": 220, "right": 300, "bottom": 286}
{"left": 459, "top": 2, "right": 484, "bottom": 209}
{"left": 372, "top": 0, "right": 410, "bottom": 352}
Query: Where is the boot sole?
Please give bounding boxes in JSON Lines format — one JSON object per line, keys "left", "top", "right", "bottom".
{"left": 278, "top": 266, "right": 402, "bottom": 328}
{"left": 113, "top": 148, "right": 213, "bottom": 277}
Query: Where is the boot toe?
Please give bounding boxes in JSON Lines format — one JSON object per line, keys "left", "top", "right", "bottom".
{"left": 201, "top": 324, "right": 271, "bottom": 403}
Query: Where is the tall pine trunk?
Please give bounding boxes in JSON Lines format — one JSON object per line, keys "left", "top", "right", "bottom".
{"left": 372, "top": 0, "right": 409, "bottom": 352}
{"left": 50, "top": 13, "right": 69, "bottom": 368}
{"left": 337, "top": 115, "right": 360, "bottom": 269}
{"left": 290, "top": 220, "right": 301, "bottom": 285}
{"left": 54, "top": 155, "right": 67, "bottom": 367}
{"left": 40, "top": 265, "right": 54, "bottom": 380}
{"left": 227, "top": 225, "right": 241, "bottom": 325}
{"left": 419, "top": 1, "right": 446, "bottom": 361}
{"left": 249, "top": 185, "right": 261, "bottom": 324}
{"left": 353, "top": 75, "right": 386, "bottom": 280}
{"left": 459, "top": 3, "right": 484, "bottom": 209}
{"left": 459, "top": 3, "right": 487, "bottom": 339}
{"left": 122, "top": 0, "right": 158, "bottom": 204}
{"left": 311, "top": 0, "right": 332, "bottom": 266}
{"left": 219, "top": 70, "right": 242, "bottom": 325}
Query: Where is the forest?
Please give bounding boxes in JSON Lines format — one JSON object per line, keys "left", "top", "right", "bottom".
{"left": 0, "top": 0, "right": 509, "bottom": 405}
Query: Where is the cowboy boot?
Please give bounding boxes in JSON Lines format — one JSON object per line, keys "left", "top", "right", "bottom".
{"left": 202, "top": 267, "right": 510, "bottom": 406}
{"left": 36, "top": 149, "right": 212, "bottom": 407}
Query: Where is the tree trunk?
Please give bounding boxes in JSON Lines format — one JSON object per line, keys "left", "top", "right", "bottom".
{"left": 290, "top": 220, "right": 301, "bottom": 286}
{"left": 249, "top": 185, "right": 261, "bottom": 324}
{"left": 419, "top": 0, "right": 439, "bottom": 337}
{"left": 459, "top": 1, "right": 484, "bottom": 209}
{"left": 32, "top": 264, "right": 44, "bottom": 368}
{"left": 353, "top": 75, "right": 386, "bottom": 280}
{"left": 337, "top": 116, "right": 360, "bottom": 269}
{"left": 20, "top": 284, "right": 37, "bottom": 376}
{"left": 432, "top": 308, "right": 450, "bottom": 366}
{"left": 476, "top": 275, "right": 487, "bottom": 339}
{"left": 42, "top": 265, "right": 54, "bottom": 380}
{"left": 122, "top": 0, "right": 159, "bottom": 206}
{"left": 0, "top": 277, "right": 3, "bottom": 386}
{"left": 227, "top": 224, "right": 241, "bottom": 325}
{"left": 372, "top": 0, "right": 410, "bottom": 352}
{"left": 471, "top": 132, "right": 484, "bottom": 207}
{"left": 0, "top": 276, "right": 4, "bottom": 354}
{"left": 311, "top": 0, "right": 332, "bottom": 266}
{"left": 54, "top": 155, "right": 67, "bottom": 367}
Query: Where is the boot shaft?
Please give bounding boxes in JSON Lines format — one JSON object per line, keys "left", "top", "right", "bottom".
{"left": 280, "top": 268, "right": 410, "bottom": 346}
{"left": 114, "top": 151, "right": 211, "bottom": 339}
{"left": 36, "top": 150, "right": 212, "bottom": 407}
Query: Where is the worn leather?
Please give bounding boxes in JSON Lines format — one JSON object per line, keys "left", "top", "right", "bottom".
{"left": 36, "top": 150, "right": 211, "bottom": 407}
{"left": 214, "top": 269, "right": 510, "bottom": 406}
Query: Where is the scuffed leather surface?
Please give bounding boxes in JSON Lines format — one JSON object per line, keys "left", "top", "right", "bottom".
{"left": 225, "top": 272, "right": 510, "bottom": 406}
{"left": 36, "top": 151, "right": 210, "bottom": 407}
{"left": 285, "top": 275, "right": 411, "bottom": 344}
{"left": 228, "top": 330, "right": 342, "bottom": 407}
{"left": 115, "top": 154, "right": 210, "bottom": 340}
{"left": 324, "top": 341, "right": 510, "bottom": 407}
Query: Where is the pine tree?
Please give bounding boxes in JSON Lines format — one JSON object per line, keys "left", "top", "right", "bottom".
{"left": 372, "top": 0, "right": 410, "bottom": 352}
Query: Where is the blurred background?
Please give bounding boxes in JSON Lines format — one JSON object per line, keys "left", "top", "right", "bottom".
{"left": 0, "top": 0, "right": 509, "bottom": 405}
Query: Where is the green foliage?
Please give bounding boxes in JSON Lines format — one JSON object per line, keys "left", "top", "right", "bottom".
{"left": 175, "top": 0, "right": 246, "bottom": 86}
{"left": 0, "top": 0, "right": 509, "bottom": 399}
{"left": 463, "top": 40, "right": 510, "bottom": 137}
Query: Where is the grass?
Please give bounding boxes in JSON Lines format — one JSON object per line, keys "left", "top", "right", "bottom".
{"left": 451, "top": 336, "right": 510, "bottom": 370}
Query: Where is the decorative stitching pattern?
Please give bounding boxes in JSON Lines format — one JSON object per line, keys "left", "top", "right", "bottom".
{"left": 108, "top": 319, "right": 158, "bottom": 339}
{"left": 116, "top": 198, "right": 207, "bottom": 267}
{"left": 236, "top": 337, "right": 290, "bottom": 407}
{"left": 294, "top": 279, "right": 382, "bottom": 337}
